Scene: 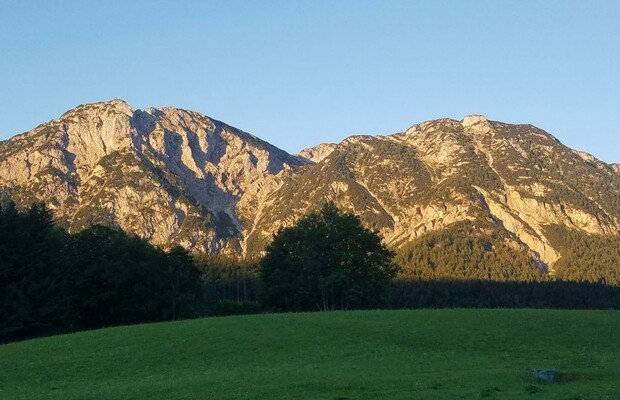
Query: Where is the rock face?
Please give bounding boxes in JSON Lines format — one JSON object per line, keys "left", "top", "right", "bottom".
{"left": 248, "top": 115, "right": 620, "bottom": 270}
{"left": 0, "top": 100, "right": 303, "bottom": 254}
{"left": 297, "top": 143, "right": 338, "bottom": 163}
{"left": 2, "top": 102, "right": 620, "bottom": 272}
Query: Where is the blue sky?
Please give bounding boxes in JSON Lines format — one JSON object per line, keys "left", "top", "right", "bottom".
{"left": 1, "top": 1, "right": 618, "bottom": 161}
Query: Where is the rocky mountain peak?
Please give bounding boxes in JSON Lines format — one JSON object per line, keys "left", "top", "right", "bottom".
{"left": 247, "top": 114, "right": 620, "bottom": 273}
{"left": 461, "top": 114, "right": 492, "bottom": 136}
{"left": 0, "top": 100, "right": 305, "bottom": 254}
{"left": 2, "top": 104, "right": 620, "bottom": 282}
{"left": 59, "top": 99, "right": 134, "bottom": 121}
{"left": 461, "top": 114, "right": 488, "bottom": 127}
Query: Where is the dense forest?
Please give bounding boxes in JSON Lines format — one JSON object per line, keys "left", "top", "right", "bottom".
{"left": 0, "top": 201, "right": 202, "bottom": 343}
{"left": 394, "top": 220, "right": 545, "bottom": 281}
{"left": 2, "top": 201, "right": 620, "bottom": 344}
{"left": 394, "top": 219, "right": 620, "bottom": 285}
{"left": 545, "top": 225, "right": 620, "bottom": 285}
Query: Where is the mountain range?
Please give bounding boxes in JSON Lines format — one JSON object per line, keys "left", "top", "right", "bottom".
{"left": 2, "top": 100, "right": 620, "bottom": 282}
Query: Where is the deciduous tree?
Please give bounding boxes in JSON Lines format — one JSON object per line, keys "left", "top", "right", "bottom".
{"left": 260, "top": 203, "right": 398, "bottom": 311}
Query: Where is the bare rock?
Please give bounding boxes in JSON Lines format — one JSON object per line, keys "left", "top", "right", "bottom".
{"left": 298, "top": 143, "right": 338, "bottom": 163}
{"left": 3, "top": 106, "right": 620, "bottom": 276}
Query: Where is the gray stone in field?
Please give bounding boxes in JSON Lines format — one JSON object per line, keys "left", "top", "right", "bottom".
{"left": 531, "top": 369, "right": 558, "bottom": 382}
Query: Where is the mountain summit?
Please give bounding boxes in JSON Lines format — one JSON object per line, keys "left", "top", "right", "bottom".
{"left": 0, "top": 100, "right": 303, "bottom": 254}
{"left": 2, "top": 101, "right": 620, "bottom": 279}
{"left": 252, "top": 114, "right": 620, "bottom": 278}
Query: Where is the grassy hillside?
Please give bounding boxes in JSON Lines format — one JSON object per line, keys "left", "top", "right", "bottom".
{"left": 1, "top": 309, "right": 619, "bottom": 400}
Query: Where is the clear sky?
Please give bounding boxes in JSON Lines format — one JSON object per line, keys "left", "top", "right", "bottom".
{"left": 1, "top": 1, "right": 618, "bottom": 162}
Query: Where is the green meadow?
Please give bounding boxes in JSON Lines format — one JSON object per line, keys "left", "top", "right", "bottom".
{"left": 1, "top": 309, "right": 619, "bottom": 400}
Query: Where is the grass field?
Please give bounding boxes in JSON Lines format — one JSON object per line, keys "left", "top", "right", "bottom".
{"left": 1, "top": 309, "right": 619, "bottom": 400}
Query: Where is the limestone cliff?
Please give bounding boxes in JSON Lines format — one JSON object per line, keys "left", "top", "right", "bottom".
{"left": 249, "top": 115, "right": 620, "bottom": 271}
{"left": 2, "top": 102, "right": 620, "bottom": 274}
{"left": 0, "top": 100, "right": 303, "bottom": 254}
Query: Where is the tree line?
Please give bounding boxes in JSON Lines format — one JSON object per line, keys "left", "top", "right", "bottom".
{"left": 3, "top": 200, "right": 620, "bottom": 344}
{"left": 0, "top": 201, "right": 202, "bottom": 343}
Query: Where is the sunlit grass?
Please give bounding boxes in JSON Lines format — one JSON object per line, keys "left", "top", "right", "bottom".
{"left": 1, "top": 309, "right": 619, "bottom": 399}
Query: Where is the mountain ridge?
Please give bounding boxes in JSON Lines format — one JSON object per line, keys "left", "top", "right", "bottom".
{"left": 247, "top": 113, "right": 620, "bottom": 273}
{"left": 2, "top": 99, "right": 620, "bottom": 281}
{"left": 0, "top": 99, "right": 304, "bottom": 254}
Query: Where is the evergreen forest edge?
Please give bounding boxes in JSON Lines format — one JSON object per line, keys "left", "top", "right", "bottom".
{"left": 2, "top": 200, "right": 620, "bottom": 344}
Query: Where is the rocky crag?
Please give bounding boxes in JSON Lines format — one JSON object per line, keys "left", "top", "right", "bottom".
{"left": 252, "top": 115, "right": 620, "bottom": 272}
{"left": 0, "top": 100, "right": 303, "bottom": 254}
{"left": 2, "top": 100, "right": 620, "bottom": 275}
